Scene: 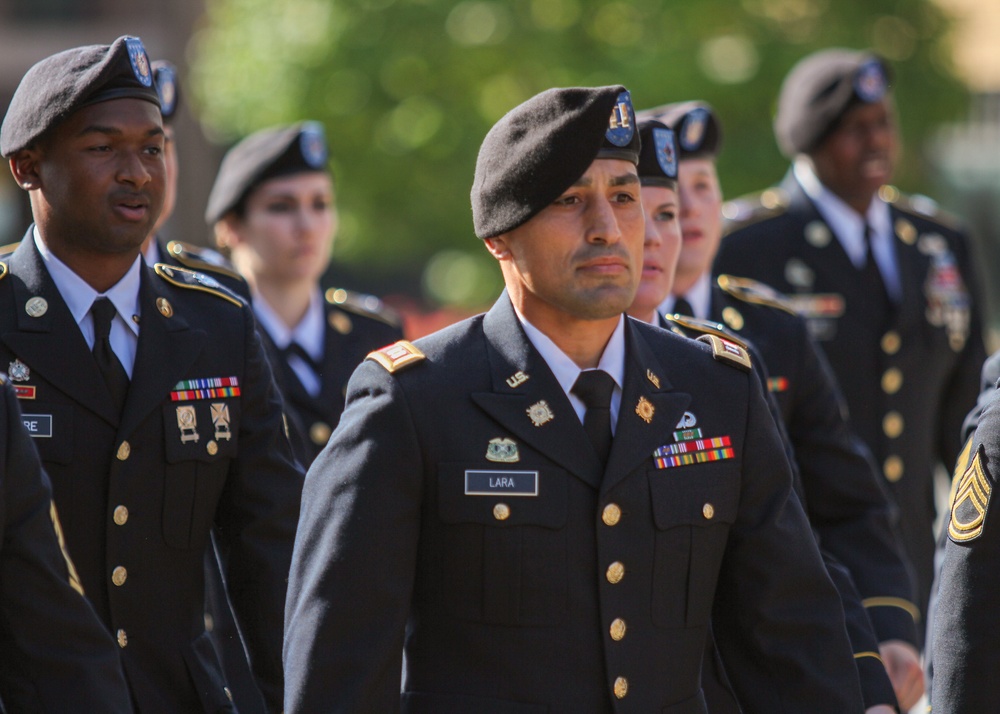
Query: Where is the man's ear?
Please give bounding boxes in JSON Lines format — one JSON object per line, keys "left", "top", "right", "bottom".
{"left": 483, "top": 235, "right": 511, "bottom": 260}
{"left": 213, "top": 214, "right": 243, "bottom": 251}
{"left": 9, "top": 147, "right": 42, "bottom": 191}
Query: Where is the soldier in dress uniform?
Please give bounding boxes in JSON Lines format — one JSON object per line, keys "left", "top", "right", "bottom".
{"left": 714, "top": 49, "right": 987, "bottom": 638}
{"left": 0, "top": 374, "right": 133, "bottom": 713}
{"left": 207, "top": 122, "right": 401, "bottom": 465}
{"left": 0, "top": 36, "right": 302, "bottom": 713}
{"left": 284, "top": 84, "right": 864, "bottom": 712}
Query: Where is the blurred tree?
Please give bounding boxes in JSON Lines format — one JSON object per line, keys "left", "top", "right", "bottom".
{"left": 191, "top": 0, "right": 964, "bottom": 308}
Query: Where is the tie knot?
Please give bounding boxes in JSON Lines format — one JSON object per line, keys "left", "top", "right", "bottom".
{"left": 91, "top": 297, "right": 117, "bottom": 340}
{"left": 672, "top": 296, "right": 694, "bottom": 318}
{"left": 571, "top": 369, "right": 616, "bottom": 410}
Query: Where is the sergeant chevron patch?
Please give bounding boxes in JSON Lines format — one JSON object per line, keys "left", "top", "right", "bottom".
{"left": 949, "top": 448, "right": 993, "bottom": 542}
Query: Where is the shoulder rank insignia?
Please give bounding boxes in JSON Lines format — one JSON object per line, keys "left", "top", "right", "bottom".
{"left": 663, "top": 313, "right": 750, "bottom": 349}
{"left": 165, "top": 240, "right": 244, "bottom": 281}
{"left": 325, "top": 287, "right": 400, "bottom": 328}
{"left": 366, "top": 340, "right": 425, "bottom": 374}
{"left": 154, "top": 263, "right": 243, "bottom": 307}
{"left": 696, "top": 334, "right": 752, "bottom": 372}
{"left": 948, "top": 446, "right": 993, "bottom": 542}
{"left": 717, "top": 274, "right": 797, "bottom": 315}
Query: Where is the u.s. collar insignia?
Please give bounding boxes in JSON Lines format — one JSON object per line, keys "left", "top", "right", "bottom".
{"left": 635, "top": 396, "right": 654, "bottom": 424}
{"left": 526, "top": 400, "right": 554, "bottom": 427}
{"left": 300, "top": 122, "right": 328, "bottom": 168}
{"left": 486, "top": 437, "right": 520, "bottom": 463}
{"left": 8, "top": 359, "right": 29, "bottom": 382}
{"left": 676, "top": 411, "right": 697, "bottom": 429}
{"left": 124, "top": 37, "right": 152, "bottom": 87}
{"left": 948, "top": 447, "right": 992, "bottom": 542}
{"left": 646, "top": 369, "right": 660, "bottom": 389}
{"left": 680, "top": 107, "right": 708, "bottom": 152}
{"left": 506, "top": 370, "right": 529, "bottom": 388}
{"left": 605, "top": 90, "right": 635, "bottom": 147}
{"left": 805, "top": 221, "right": 831, "bottom": 247}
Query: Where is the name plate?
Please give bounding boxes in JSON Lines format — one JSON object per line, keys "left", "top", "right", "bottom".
{"left": 465, "top": 470, "right": 538, "bottom": 496}
{"left": 22, "top": 414, "right": 52, "bottom": 438}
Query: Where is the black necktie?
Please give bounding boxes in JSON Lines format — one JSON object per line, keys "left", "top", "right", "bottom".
{"left": 91, "top": 297, "right": 129, "bottom": 412}
{"left": 282, "top": 341, "right": 320, "bottom": 373}
{"left": 571, "top": 370, "right": 616, "bottom": 468}
{"left": 672, "top": 296, "right": 695, "bottom": 318}
{"left": 860, "top": 223, "right": 892, "bottom": 311}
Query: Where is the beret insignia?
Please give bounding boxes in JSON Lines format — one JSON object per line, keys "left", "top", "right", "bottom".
{"left": 653, "top": 127, "right": 677, "bottom": 178}
{"left": 606, "top": 90, "right": 636, "bottom": 147}
{"left": 125, "top": 37, "right": 153, "bottom": 87}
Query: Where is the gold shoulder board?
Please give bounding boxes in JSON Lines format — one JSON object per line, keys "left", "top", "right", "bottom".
{"left": 662, "top": 313, "right": 749, "bottom": 349}
{"left": 366, "top": 340, "right": 425, "bottom": 374}
{"left": 717, "top": 274, "right": 797, "bottom": 315}
{"left": 165, "top": 240, "right": 244, "bottom": 281}
{"left": 153, "top": 263, "right": 243, "bottom": 307}
{"left": 326, "top": 287, "right": 400, "bottom": 328}
{"left": 696, "top": 334, "right": 752, "bottom": 372}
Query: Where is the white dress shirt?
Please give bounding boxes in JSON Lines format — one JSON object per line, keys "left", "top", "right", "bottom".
{"left": 658, "top": 271, "right": 712, "bottom": 321}
{"left": 253, "top": 290, "right": 326, "bottom": 397}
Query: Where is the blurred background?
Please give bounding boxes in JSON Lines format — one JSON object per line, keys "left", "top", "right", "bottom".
{"left": 0, "top": 0, "right": 998, "bottom": 339}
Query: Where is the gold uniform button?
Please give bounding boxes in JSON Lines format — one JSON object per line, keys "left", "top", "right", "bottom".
{"left": 703, "top": 503, "right": 715, "bottom": 520}
{"left": 881, "top": 331, "right": 901, "bottom": 355}
{"left": 881, "top": 368, "right": 903, "bottom": 394}
{"left": 116, "top": 629, "right": 127, "bottom": 648}
{"left": 310, "top": 422, "right": 332, "bottom": 446}
{"left": 111, "top": 566, "right": 127, "bottom": 587}
{"left": 606, "top": 561, "right": 625, "bottom": 584}
{"left": 884, "top": 456, "right": 904, "bottom": 483}
{"left": 113, "top": 505, "right": 129, "bottom": 526}
{"left": 602, "top": 503, "right": 621, "bottom": 526}
{"left": 329, "top": 311, "right": 353, "bottom": 334}
{"left": 609, "top": 618, "right": 627, "bottom": 641}
{"left": 613, "top": 676, "right": 628, "bottom": 699}
{"left": 206, "top": 440, "right": 218, "bottom": 456}
{"left": 493, "top": 503, "right": 511, "bottom": 521}
{"left": 116, "top": 441, "right": 130, "bottom": 461}
{"left": 883, "top": 411, "right": 904, "bottom": 439}
{"left": 722, "top": 306, "right": 744, "bottom": 331}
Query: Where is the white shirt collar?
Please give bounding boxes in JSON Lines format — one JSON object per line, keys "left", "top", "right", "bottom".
{"left": 252, "top": 289, "right": 325, "bottom": 362}
{"left": 142, "top": 239, "right": 162, "bottom": 266}
{"left": 658, "top": 271, "right": 712, "bottom": 321}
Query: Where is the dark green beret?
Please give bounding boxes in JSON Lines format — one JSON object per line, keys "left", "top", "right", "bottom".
{"left": 205, "top": 121, "right": 329, "bottom": 224}
{"left": 1, "top": 35, "right": 159, "bottom": 157}
{"left": 774, "top": 49, "right": 891, "bottom": 158}
{"left": 471, "top": 85, "right": 640, "bottom": 239}
{"left": 636, "top": 119, "right": 678, "bottom": 188}
{"left": 152, "top": 60, "right": 179, "bottom": 123}
{"left": 637, "top": 101, "right": 722, "bottom": 160}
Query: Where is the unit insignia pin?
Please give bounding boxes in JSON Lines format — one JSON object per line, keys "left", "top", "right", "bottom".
{"left": 25, "top": 297, "right": 48, "bottom": 318}
{"left": 176, "top": 405, "right": 199, "bottom": 443}
{"left": 506, "top": 371, "right": 529, "bottom": 388}
{"left": 646, "top": 369, "right": 660, "bottom": 389}
{"left": 635, "top": 397, "right": 654, "bottom": 424}
{"left": 486, "top": 437, "right": 520, "bottom": 463}
{"left": 526, "top": 400, "right": 554, "bottom": 427}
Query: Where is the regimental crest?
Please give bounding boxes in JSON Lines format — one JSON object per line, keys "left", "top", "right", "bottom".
{"left": 526, "top": 400, "right": 554, "bottom": 427}
{"left": 124, "top": 37, "right": 152, "bottom": 87}
{"left": 949, "top": 447, "right": 993, "bottom": 542}
{"left": 8, "top": 359, "right": 29, "bottom": 382}
{"left": 854, "top": 59, "right": 887, "bottom": 103}
{"left": 486, "top": 437, "right": 520, "bottom": 463}
{"left": 635, "top": 396, "right": 654, "bottom": 424}
{"left": 680, "top": 108, "right": 709, "bottom": 152}
{"left": 606, "top": 90, "right": 635, "bottom": 147}
{"left": 652, "top": 127, "right": 677, "bottom": 179}
{"left": 300, "top": 122, "right": 328, "bottom": 168}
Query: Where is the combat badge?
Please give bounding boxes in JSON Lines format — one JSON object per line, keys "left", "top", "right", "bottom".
{"left": 948, "top": 447, "right": 993, "bottom": 542}
{"left": 635, "top": 397, "right": 654, "bottom": 424}
{"left": 486, "top": 437, "right": 520, "bottom": 463}
{"left": 211, "top": 402, "right": 232, "bottom": 441}
{"left": 176, "top": 405, "right": 199, "bottom": 443}
{"left": 526, "top": 400, "right": 554, "bottom": 427}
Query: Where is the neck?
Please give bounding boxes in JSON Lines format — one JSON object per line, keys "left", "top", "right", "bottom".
{"left": 671, "top": 270, "right": 701, "bottom": 299}
{"left": 255, "top": 278, "right": 314, "bottom": 330}
{"left": 626, "top": 306, "right": 657, "bottom": 325}
{"left": 522, "top": 308, "right": 618, "bottom": 370}
{"left": 43, "top": 243, "right": 137, "bottom": 293}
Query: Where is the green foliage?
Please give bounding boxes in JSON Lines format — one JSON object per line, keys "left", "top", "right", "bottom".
{"left": 191, "top": 0, "right": 965, "bottom": 307}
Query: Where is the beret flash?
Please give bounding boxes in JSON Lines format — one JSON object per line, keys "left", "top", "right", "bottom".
{"left": 205, "top": 121, "right": 329, "bottom": 224}
{"left": 637, "top": 101, "right": 722, "bottom": 160}
{"left": 471, "top": 85, "right": 640, "bottom": 239}
{"left": 774, "top": 49, "right": 891, "bottom": 158}
{"left": 152, "top": 60, "right": 180, "bottom": 123}
{"left": 1, "top": 35, "right": 160, "bottom": 157}
{"left": 636, "top": 119, "right": 678, "bottom": 188}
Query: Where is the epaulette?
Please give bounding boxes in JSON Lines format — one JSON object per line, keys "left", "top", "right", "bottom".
{"left": 662, "top": 313, "right": 749, "bottom": 349}
{"left": 325, "top": 287, "right": 400, "bottom": 328}
{"left": 154, "top": 263, "right": 244, "bottom": 307}
{"left": 717, "top": 274, "right": 797, "bottom": 315}
{"left": 722, "top": 188, "right": 789, "bottom": 232}
{"left": 879, "top": 186, "right": 963, "bottom": 232}
{"left": 165, "top": 240, "right": 245, "bottom": 282}
{"left": 696, "top": 334, "right": 752, "bottom": 372}
{"left": 0, "top": 240, "right": 21, "bottom": 257}
{"left": 366, "top": 340, "right": 425, "bottom": 374}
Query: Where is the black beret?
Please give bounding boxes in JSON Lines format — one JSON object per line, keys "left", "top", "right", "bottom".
{"left": 636, "top": 101, "right": 722, "bottom": 159}
{"left": 1, "top": 35, "right": 159, "bottom": 157}
{"left": 636, "top": 119, "right": 678, "bottom": 188}
{"left": 152, "top": 60, "right": 180, "bottom": 123}
{"left": 205, "top": 121, "right": 329, "bottom": 224}
{"left": 471, "top": 85, "right": 640, "bottom": 239}
{"left": 774, "top": 49, "right": 892, "bottom": 158}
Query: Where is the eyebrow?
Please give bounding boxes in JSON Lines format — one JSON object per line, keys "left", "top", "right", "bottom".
{"left": 76, "top": 125, "right": 164, "bottom": 139}
{"left": 571, "top": 173, "right": 640, "bottom": 188}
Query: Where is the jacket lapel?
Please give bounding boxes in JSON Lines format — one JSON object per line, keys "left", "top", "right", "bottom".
{"left": 890, "top": 205, "right": 928, "bottom": 330}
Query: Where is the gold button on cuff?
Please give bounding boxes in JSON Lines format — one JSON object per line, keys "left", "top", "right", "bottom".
{"left": 606, "top": 561, "right": 625, "bottom": 584}
{"left": 310, "top": 422, "right": 332, "bottom": 446}
{"left": 111, "top": 566, "right": 127, "bottom": 587}
{"left": 602, "top": 503, "right": 621, "bottom": 526}
{"left": 613, "top": 676, "right": 628, "bottom": 699}
{"left": 113, "top": 505, "right": 129, "bottom": 526}
{"left": 116, "top": 629, "right": 127, "bottom": 648}
{"left": 881, "top": 331, "right": 901, "bottom": 355}
{"left": 883, "top": 411, "right": 904, "bottom": 439}
{"left": 703, "top": 503, "right": 715, "bottom": 520}
{"left": 206, "top": 440, "right": 218, "bottom": 456}
{"left": 493, "top": 503, "right": 511, "bottom": 521}
{"left": 609, "top": 618, "right": 627, "bottom": 641}
{"left": 881, "top": 368, "right": 903, "bottom": 394}
{"left": 116, "top": 441, "right": 131, "bottom": 461}
{"left": 884, "top": 456, "right": 904, "bottom": 483}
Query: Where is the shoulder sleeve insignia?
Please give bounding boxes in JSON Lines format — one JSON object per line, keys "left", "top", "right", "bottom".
{"left": 696, "top": 334, "right": 752, "bottom": 372}
{"left": 366, "top": 340, "right": 425, "bottom": 373}
{"left": 165, "top": 240, "right": 244, "bottom": 281}
{"left": 717, "top": 274, "right": 797, "bottom": 315}
{"left": 154, "top": 263, "right": 244, "bottom": 307}
{"left": 662, "top": 313, "right": 749, "bottom": 349}
{"left": 325, "top": 287, "right": 400, "bottom": 328}
{"left": 949, "top": 445, "right": 993, "bottom": 542}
